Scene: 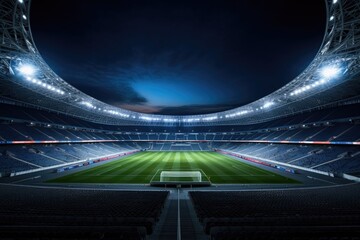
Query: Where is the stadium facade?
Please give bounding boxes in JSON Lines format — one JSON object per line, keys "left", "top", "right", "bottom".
{"left": 0, "top": 0, "right": 360, "bottom": 239}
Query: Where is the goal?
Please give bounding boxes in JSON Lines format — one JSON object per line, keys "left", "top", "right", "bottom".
{"left": 160, "top": 171, "right": 202, "bottom": 182}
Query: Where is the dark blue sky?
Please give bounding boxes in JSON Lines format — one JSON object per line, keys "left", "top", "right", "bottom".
{"left": 31, "top": 0, "right": 325, "bottom": 115}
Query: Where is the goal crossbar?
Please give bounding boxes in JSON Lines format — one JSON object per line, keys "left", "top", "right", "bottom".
{"left": 160, "top": 171, "right": 202, "bottom": 182}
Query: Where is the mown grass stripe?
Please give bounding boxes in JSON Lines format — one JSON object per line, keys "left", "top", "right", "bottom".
{"left": 198, "top": 152, "right": 240, "bottom": 182}
{"left": 48, "top": 151, "right": 299, "bottom": 184}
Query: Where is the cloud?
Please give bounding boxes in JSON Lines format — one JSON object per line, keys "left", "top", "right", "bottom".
{"left": 118, "top": 103, "right": 241, "bottom": 115}
{"left": 60, "top": 61, "right": 148, "bottom": 105}
{"left": 117, "top": 104, "right": 162, "bottom": 114}
{"left": 57, "top": 58, "right": 246, "bottom": 115}
{"left": 156, "top": 104, "right": 241, "bottom": 115}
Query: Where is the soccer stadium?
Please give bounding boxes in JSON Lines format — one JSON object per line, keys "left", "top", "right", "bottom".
{"left": 0, "top": 0, "right": 360, "bottom": 239}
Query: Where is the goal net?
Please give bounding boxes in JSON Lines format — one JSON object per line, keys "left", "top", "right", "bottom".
{"left": 160, "top": 171, "right": 202, "bottom": 182}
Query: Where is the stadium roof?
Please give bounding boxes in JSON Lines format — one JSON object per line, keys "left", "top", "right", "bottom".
{"left": 0, "top": 0, "right": 360, "bottom": 126}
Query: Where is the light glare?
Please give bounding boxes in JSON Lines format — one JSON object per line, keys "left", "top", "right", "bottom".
{"left": 263, "top": 101, "right": 274, "bottom": 109}
{"left": 18, "top": 65, "right": 36, "bottom": 76}
{"left": 320, "top": 66, "right": 341, "bottom": 79}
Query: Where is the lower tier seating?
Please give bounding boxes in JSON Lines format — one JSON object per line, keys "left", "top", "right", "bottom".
{"left": 0, "top": 142, "right": 139, "bottom": 174}
{"left": 213, "top": 142, "right": 360, "bottom": 175}
{"left": 0, "top": 185, "right": 169, "bottom": 239}
{"left": 189, "top": 184, "right": 360, "bottom": 239}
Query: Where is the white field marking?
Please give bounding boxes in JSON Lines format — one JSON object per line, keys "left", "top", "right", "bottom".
{"left": 232, "top": 159, "right": 276, "bottom": 175}
{"left": 152, "top": 152, "right": 165, "bottom": 161}
{"left": 91, "top": 155, "right": 143, "bottom": 176}
{"left": 231, "top": 165, "right": 254, "bottom": 176}
{"left": 95, "top": 165, "right": 122, "bottom": 176}
{"left": 150, "top": 169, "right": 163, "bottom": 183}
{"left": 94, "top": 159, "right": 137, "bottom": 175}
{"left": 224, "top": 154, "right": 274, "bottom": 176}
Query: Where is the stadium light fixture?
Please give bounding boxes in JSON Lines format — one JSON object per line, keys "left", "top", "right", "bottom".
{"left": 140, "top": 116, "right": 161, "bottom": 121}
{"left": 18, "top": 0, "right": 23, "bottom": 3}
{"left": 263, "top": 101, "right": 275, "bottom": 109}
{"left": 103, "top": 109, "right": 130, "bottom": 118}
{"left": 18, "top": 64, "right": 36, "bottom": 76}
{"left": 225, "top": 110, "right": 250, "bottom": 118}
{"left": 164, "top": 118, "right": 177, "bottom": 122}
{"left": 320, "top": 65, "right": 341, "bottom": 79}
{"left": 202, "top": 116, "right": 218, "bottom": 121}
{"left": 183, "top": 118, "right": 200, "bottom": 122}
{"left": 22, "top": 15, "right": 27, "bottom": 20}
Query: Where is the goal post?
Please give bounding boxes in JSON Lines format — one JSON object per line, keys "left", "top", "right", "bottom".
{"left": 160, "top": 171, "right": 202, "bottom": 182}
{"left": 150, "top": 169, "right": 211, "bottom": 186}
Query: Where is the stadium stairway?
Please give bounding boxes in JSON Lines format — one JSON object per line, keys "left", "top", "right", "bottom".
{"left": 151, "top": 189, "right": 207, "bottom": 240}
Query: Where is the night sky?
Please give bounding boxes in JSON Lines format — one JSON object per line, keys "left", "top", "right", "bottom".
{"left": 30, "top": 0, "right": 325, "bottom": 115}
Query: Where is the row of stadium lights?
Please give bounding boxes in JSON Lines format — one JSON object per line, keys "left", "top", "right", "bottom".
{"left": 225, "top": 65, "right": 343, "bottom": 119}
{"left": 17, "top": 65, "right": 65, "bottom": 95}
{"left": 17, "top": 0, "right": 66, "bottom": 96}
{"left": 16, "top": 0, "right": 341, "bottom": 122}
{"left": 16, "top": 62, "right": 344, "bottom": 121}
{"left": 80, "top": 101, "right": 131, "bottom": 118}
{"left": 290, "top": 66, "right": 342, "bottom": 96}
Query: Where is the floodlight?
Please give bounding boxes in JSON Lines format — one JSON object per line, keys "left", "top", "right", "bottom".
{"left": 320, "top": 66, "right": 341, "bottom": 79}
{"left": 18, "top": 65, "right": 36, "bottom": 76}
{"left": 263, "top": 101, "right": 274, "bottom": 109}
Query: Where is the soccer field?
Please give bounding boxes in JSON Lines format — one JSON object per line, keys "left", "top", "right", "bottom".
{"left": 48, "top": 151, "right": 298, "bottom": 184}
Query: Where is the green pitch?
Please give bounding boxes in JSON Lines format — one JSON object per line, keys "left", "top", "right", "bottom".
{"left": 48, "top": 151, "right": 298, "bottom": 184}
